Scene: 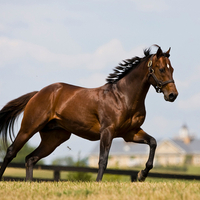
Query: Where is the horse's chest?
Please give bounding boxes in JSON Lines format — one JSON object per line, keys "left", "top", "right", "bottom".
{"left": 130, "top": 114, "right": 145, "bottom": 128}
{"left": 117, "top": 112, "right": 145, "bottom": 134}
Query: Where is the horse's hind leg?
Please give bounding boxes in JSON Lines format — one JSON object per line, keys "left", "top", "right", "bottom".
{"left": 123, "top": 128, "right": 157, "bottom": 182}
{"left": 0, "top": 128, "right": 36, "bottom": 180}
{"left": 0, "top": 145, "right": 17, "bottom": 180}
{"left": 25, "top": 129, "right": 71, "bottom": 181}
{"left": 0, "top": 105, "right": 52, "bottom": 180}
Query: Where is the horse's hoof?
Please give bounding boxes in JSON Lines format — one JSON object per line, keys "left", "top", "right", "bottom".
{"left": 137, "top": 170, "right": 146, "bottom": 182}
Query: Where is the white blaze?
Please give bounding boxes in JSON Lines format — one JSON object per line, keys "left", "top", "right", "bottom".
{"left": 167, "top": 64, "right": 170, "bottom": 68}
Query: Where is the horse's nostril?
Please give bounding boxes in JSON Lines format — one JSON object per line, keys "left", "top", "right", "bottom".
{"left": 169, "top": 93, "right": 176, "bottom": 101}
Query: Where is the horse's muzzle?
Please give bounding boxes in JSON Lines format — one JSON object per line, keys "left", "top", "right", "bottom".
{"left": 164, "top": 92, "right": 178, "bottom": 102}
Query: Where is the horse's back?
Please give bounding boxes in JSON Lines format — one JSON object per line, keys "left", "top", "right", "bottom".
{"left": 24, "top": 82, "right": 90, "bottom": 116}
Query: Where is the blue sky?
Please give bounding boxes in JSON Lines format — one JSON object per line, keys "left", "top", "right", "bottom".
{"left": 0, "top": 0, "right": 200, "bottom": 163}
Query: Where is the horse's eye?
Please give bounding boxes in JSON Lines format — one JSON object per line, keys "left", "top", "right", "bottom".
{"left": 159, "top": 68, "right": 165, "bottom": 73}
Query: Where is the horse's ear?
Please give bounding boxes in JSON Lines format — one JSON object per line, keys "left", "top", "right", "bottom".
{"left": 156, "top": 47, "right": 163, "bottom": 58}
{"left": 165, "top": 47, "right": 171, "bottom": 58}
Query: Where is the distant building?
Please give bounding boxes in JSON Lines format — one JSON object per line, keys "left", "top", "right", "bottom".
{"left": 89, "top": 139, "right": 148, "bottom": 168}
{"left": 88, "top": 125, "right": 200, "bottom": 167}
{"left": 157, "top": 124, "right": 200, "bottom": 166}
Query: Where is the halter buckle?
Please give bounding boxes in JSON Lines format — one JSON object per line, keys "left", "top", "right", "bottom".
{"left": 148, "top": 60, "right": 152, "bottom": 67}
{"left": 149, "top": 68, "right": 154, "bottom": 74}
{"left": 155, "top": 82, "right": 163, "bottom": 93}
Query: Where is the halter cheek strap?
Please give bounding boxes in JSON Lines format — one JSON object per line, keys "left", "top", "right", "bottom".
{"left": 147, "top": 55, "right": 174, "bottom": 93}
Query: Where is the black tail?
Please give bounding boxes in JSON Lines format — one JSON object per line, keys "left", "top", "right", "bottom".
{"left": 0, "top": 91, "right": 38, "bottom": 146}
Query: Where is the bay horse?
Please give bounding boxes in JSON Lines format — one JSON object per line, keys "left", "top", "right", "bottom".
{"left": 0, "top": 45, "right": 178, "bottom": 182}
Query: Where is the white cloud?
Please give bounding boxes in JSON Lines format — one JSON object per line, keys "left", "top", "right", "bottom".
{"left": 175, "top": 79, "right": 190, "bottom": 91}
{"left": 144, "top": 115, "right": 181, "bottom": 138}
{"left": 175, "top": 65, "right": 200, "bottom": 108}
{"left": 0, "top": 36, "right": 146, "bottom": 95}
{"left": 131, "top": 0, "right": 169, "bottom": 12}
{"left": 0, "top": 37, "right": 144, "bottom": 71}
{"left": 0, "top": 23, "right": 6, "bottom": 32}
{"left": 178, "top": 92, "right": 200, "bottom": 111}
{"left": 86, "top": 39, "right": 126, "bottom": 70}
{"left": 78, "top": 73, "right": 106, "bottom": 88}
{"left": 87, "top": 39, "right": 145, "bottom": 70}
{"left": 0, "top": 37, "right": 87, "bottom": 69}
{"left": 151, "top": 116, "right": 169, "bottom": 131}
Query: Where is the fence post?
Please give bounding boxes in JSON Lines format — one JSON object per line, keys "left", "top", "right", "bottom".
{"left": 54, "top": 170, "right": 60, "bottom": 181}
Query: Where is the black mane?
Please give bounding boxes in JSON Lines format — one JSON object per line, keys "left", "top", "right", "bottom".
{"left": 106, "top": 48, "right": 152, "bottom": 83}
{"left": 106, "top": 45, "right": 171, "bottom": 83}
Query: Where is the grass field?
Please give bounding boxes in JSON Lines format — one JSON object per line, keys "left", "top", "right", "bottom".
{"left": 2, "top": 164, "right": 200, "bottom": 183}
{"left": 1, "top": 167, "right": 200, "bottom": 199}
{"left": 0, "top": 180, "right": 200, "bottom": 200}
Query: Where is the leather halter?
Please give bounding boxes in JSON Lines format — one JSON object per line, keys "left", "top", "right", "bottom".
{"left": 147, "top": 55, "right": 174, "bottom": 93}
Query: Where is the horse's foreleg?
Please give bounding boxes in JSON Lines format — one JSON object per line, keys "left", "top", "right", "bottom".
{"left": 137, "top": 135, "right": 157, "bottom": 182}
{"left": 96, "top": 127, "right": 113, "bottom": 182}
{"left": 123, "top": 128, "right": 157, "bottom": 182}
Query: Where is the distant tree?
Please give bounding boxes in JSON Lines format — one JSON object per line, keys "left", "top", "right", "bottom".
{"left": 52, "top": 151, "right": 88, "bottom": 166}
{"left": 52, "top": 152, "right": 92, "bottom": 181}
{"left": 52, "top": 156, "right": 75, "bottom": 166}
{"left": 0, "top": 139, "right": 6, "bottom": 162}
{"left": 12, "top": 143, "right": 35, "bottom": 163}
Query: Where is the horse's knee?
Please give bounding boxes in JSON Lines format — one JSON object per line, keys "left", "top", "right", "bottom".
{"left": 25, "top": 156, "right": 39, "bottom": 168}
{"left": 150, "top": 137, "right": 157, "bottom": 149}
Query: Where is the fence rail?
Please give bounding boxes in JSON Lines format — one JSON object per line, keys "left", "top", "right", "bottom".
{"left": 1, "top": 162, "right": 200, "bottom": 182}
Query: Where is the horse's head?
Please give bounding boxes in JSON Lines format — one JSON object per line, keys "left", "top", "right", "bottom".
{"left": 147, "top": 46, "right": 178, "bottom": 102}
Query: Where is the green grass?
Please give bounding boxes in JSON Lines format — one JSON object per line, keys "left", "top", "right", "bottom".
{"left": 3, "top": 168, "right": 53, "bottom": 179}
{"left": 150, "top": 165, "right": 200, "bottom": 175}
{"left": 185, "top": 166, "right": 200, "bottom": 175}
{"left": 0, "top": 180, "right": 200, "bottom": 200}
{"left": 2, "top": 167, "right": 200, "bottom": 199}
{"left": 3, "top": 165, "right": 200, "bottom": 182}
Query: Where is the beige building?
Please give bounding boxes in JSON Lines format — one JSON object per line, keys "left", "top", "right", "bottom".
{"left": 89, "top": 140, "right": 149, "bottom": 168}
{"left": 89, "top": 125, "right": 200, "bottom": 167}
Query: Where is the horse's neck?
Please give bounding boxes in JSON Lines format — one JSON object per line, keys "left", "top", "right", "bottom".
{"left": 117, "top": 61, "right": 150, "bottom": 108}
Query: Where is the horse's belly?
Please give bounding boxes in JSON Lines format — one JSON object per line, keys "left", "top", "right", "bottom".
{"left": 59, "top": 118, "right": 101, "bottom": 141}
{"left": 73, "top": 130, "right": 101, "bottom": 141}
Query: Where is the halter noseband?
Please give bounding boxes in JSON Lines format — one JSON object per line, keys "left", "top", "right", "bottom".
{"left": 147, "top": 55, "right": 174, "bottom": 93}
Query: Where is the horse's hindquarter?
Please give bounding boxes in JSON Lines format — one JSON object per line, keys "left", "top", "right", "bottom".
{"left": 54, "top": 84, "right": 101, "bottom": 140}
